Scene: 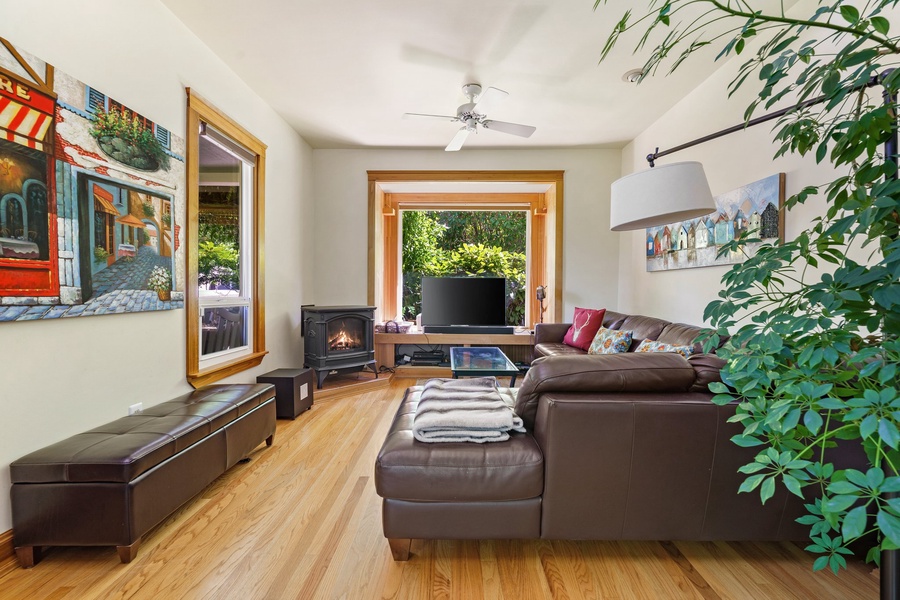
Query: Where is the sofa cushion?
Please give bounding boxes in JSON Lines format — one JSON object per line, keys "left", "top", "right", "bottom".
{"left": 588, "top": 327, "right": 633, "bottom": 354}
{"left": 533, "top": 342, "right": 587, "bottom": 359}
{"left": 635, "top": 339, "right": 693, "bottom": 358}
{"left": 618, "top": 314, "right": 671, "bottom": 350}
{"left": 375, "top": 387, "right": 544, "bottom": 502}
{"left": 514, "top": 353, "right": 697, "bottom": 429}
{"left": 602, "top": 310, "right": 628, "bottom": 330}
{"left": 563, "top": 307, "right": 606, "bottom": 351}
{"left": 657, "top": 322, "right": 709, "bottom": 355}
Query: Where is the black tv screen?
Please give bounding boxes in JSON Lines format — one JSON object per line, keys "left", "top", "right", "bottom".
{"left": 421, "top": 277, "right": 507, "bottom": 326}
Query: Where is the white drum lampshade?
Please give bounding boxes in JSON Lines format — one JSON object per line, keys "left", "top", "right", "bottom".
{"left": 610, "top": 161, "right": 716, "bottom": 231}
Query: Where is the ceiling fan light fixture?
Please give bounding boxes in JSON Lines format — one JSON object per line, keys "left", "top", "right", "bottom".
{"left": 406, "top": 83, "right": 536, "bottom": 151}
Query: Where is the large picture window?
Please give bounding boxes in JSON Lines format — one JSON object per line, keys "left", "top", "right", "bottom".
{"left": 186, "top": 90, "right": 267, "bottom": 387}
{"left": 368, "top": 171, "right": 564, "bottom": 327}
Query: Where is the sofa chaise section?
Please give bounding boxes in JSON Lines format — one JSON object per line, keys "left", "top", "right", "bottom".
{"left": 375, "top": 386, "right": 544, "bottom": 560}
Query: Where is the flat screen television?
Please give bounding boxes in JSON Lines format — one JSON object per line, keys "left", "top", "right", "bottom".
{"left": 421, "top": 276, "right": 511, "bottom": 333}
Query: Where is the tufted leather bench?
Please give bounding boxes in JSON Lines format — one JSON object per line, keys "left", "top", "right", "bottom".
{"left": 10, "top": 383, "right": 276, "bottom": 567}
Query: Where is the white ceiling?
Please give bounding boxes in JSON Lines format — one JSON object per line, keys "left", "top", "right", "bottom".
{"left": 161, "top": 0, "right": 748, "bottom": 152}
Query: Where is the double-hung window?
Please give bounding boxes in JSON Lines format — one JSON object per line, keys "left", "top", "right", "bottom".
{"left": 186, "top": 90, "right": 266, "bottom": 386}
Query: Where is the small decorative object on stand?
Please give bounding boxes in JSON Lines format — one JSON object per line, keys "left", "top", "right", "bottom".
{"left": 535, "top": 285, "right": 547, "bottom": 323}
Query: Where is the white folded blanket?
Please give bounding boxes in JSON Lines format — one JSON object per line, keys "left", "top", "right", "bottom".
{"left": 412, "top": 377, "right": 526, "bottom": 443}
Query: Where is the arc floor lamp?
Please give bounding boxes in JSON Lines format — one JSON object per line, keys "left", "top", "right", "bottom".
{"left": 609, "top": 71, "right": 891, "bottom": 231}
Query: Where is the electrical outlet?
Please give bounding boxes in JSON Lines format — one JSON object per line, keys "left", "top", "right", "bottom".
{"left": 128, "top": 402, "right": 143, "bottom": 415}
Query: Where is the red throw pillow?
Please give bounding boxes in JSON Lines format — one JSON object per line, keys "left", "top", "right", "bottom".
{"left": 563, "top": 307, "right": 607, "bottom": 351}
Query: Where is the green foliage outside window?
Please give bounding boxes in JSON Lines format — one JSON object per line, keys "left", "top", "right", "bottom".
{"left": 402, "top": 211, "right": 526, "bottom": 325}
{"left": 198, "top": 240, "right": 239, "bottom": 289}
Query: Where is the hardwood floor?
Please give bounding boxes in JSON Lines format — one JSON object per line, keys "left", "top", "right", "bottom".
{"left": 0, "top": 377, "right": 880, "bottom": 599}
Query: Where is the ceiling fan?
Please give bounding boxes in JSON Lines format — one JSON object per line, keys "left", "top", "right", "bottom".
{"left": 404, "top": 83, "right": 537, "bottom": 151}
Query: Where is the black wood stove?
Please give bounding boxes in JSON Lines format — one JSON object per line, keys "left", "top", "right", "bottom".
{"left": 301, "top": 305, "right": 377, "bottom": 389}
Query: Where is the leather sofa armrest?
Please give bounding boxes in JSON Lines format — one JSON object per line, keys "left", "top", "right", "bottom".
{"left": 514, "top": 353, "right": 696, "bottom": 429}
{"left": 687, "top": 353, "right": 726, "bottom": 393}
{"left": 534, "top": 322, "right": 571, "bottom": 345}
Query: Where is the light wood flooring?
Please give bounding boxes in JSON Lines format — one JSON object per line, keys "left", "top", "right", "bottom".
{"left": 0, "top": 377, "right": 881, "bottom": 599}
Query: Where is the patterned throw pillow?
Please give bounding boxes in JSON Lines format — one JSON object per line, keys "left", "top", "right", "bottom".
{"left": 588, "top": 327, "right": 633, "bottom": 355}
{"left": 563, "top": 307, "right": 606, "bottom": 351}
{"left": 635, "top": 339, "right": 694, "bottom": 358}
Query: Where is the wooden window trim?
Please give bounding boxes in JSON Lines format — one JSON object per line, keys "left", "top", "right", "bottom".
{"left": 185, "top": 89, "right": 267, "bottom": 387}
{"left": 367, "top": 170, "right": 563, "bottom": 326}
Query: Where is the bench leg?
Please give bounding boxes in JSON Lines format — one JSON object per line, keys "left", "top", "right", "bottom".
{"left": 266, "top": 434, "right": 274, "bottom": 447}
{"left": 117, "top": 538, "right": 141, "bottom": 563}
{"left": 388, "top": 538, "right": 411, "bottom": 561}
{"left": 15, "top": 546, "right": 40, "bottom": 568}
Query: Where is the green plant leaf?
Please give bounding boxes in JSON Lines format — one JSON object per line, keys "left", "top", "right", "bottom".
{"left": 878, "top": 510, "right": 900, "bottom": 546}
{"left": 829, "top": 480, "right": 862, "bottom": 494}
{"left": 739, "top": 473, "right": 766, "bottom": 493}
{"left": 880, "top": 419, "right": 900, "bottom": 450}
{"left": 839, "top": 5, "right": 859, "bottom": 23}
{"left": 860, "top": 414, "right": 879, "bottom": 440}
{"left": 871, "top": 16, "right": 890, "bottom": 34}
{"left": 761, "top": 476, "right": 777, "bottom": 504}
{"left": 824, "top": 495, "right": 858, "bottom": 513}
{"left": 842, "top": 506, "right": 867, "bottom": 540}
{"left": 783, "top": 474, "right": 805, "bottom": 498}
{"left": 812, "top": 555, "right": 829, "bottom": 571}
{"left": 732, "top": 435, "right": 764, "bottom": 447}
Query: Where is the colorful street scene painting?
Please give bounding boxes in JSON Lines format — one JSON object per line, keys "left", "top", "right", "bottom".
{"left": 0, "top": 38, "right": 184, "bottom": 321}
{"left": 646, "top": 173, "right": 785, "bottom": 272}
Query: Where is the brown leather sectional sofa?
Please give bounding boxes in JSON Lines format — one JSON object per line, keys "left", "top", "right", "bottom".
{"left": 374, "top": 310, "right": 861, "bottom": 560}
{"left": 10, "top": 383, "right": 276, "bottom": 567}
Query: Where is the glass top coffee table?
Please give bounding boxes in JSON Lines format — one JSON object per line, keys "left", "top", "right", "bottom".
{"left": 449, "top": 346, "right": 521, "bottom": 386}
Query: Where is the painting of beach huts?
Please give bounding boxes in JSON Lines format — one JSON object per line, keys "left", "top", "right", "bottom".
{"left": 646, "top": 173, "right": 784, "bottom": 272}
{"left": 0, "top": 37, "right": 184, "bottom": 322}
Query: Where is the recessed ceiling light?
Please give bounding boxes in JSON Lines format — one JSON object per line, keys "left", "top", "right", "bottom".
{"left": 622, "top": 68, "right": 645, "bottom": 83}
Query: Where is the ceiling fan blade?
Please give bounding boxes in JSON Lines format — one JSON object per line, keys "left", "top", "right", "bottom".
{"left": 482, "top": 119, "right": 536, "bottom": 138}
{"left": 445, "top": 128, "right": 470, "bottom": 152}
{"left": 404, "top": 112, "right": 459, "bottom": 122}
{"left": 473, "top": 87, "right": 508, "bottom": 114}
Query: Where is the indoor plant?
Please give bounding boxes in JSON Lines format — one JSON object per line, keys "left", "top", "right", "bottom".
{"left": 147, "top": 265, "right": 172, "bottom": 300}
{"left": 595, "top": 0, "right": 899, "bottom": 578}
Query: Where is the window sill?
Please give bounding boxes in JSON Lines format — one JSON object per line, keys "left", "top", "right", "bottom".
{"left": 187, "top": 350, "right": 268, "bottom": 388}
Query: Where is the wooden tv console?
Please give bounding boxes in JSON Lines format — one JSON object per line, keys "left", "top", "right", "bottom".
{"left": 374, "top": 331, "right": 535, "bottom": 378}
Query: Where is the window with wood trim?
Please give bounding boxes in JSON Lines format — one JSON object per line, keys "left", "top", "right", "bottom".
{"left": 186, "top": 89, "right": 267, "bottom": 387}
{"left": 368, "top": 171, "right": 563, "bottom": 327}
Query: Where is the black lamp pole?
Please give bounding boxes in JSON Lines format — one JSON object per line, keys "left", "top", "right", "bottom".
{"left": 645, "top": 76, "right": 882, "bottom": 167}
{"left": 881, "top": 67, "right": 899, "bottom": 600}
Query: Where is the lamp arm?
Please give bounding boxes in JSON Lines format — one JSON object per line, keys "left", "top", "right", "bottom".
{"left": 646, "top": 72, "right": 886, "bottom": 167}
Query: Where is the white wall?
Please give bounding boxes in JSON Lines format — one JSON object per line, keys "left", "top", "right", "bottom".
{"left": 312, "top": 148, "right": 621, "bottom": 319}
{"left": 0, "top": 0, "right": 314, "bottom": 532}
{"left": 616, "top": 50, "right": 838, "bottom": 326}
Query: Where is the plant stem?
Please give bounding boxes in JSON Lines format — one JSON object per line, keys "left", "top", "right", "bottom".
{"left": 707, "top": 0, "right": 900, "bottom": 53}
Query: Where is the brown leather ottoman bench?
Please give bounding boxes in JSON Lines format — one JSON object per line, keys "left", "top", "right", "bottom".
{"left": 9, "top": 383, "right": 276, "bottom": 568}
{"left": 374, "top": 386, "right": 544, "bottom": 560}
